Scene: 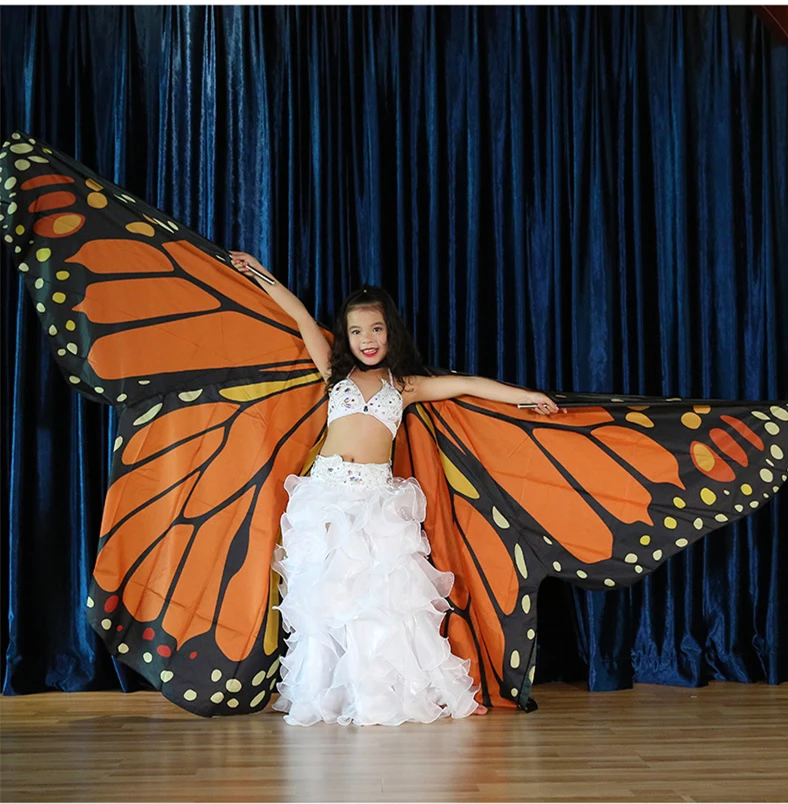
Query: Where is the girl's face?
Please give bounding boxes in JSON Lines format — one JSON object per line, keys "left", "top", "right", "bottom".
{"left": 346, "top": 305, "right": 389, "bottom": 367}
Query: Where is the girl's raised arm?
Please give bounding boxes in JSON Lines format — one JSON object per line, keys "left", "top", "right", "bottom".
{"left": 230, "top": 251, "right": 332, "bottom": 381}
{"left": 403, "top": 374, "right": 564, "bottom": 415}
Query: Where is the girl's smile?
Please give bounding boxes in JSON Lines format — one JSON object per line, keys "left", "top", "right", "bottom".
{"left": 347, "top": 307, "right": 389, "bottom": 366}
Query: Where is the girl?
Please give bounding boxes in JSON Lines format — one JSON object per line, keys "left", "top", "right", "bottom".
{"left": 230, "top": 251, "right": 561, "bottom": 727}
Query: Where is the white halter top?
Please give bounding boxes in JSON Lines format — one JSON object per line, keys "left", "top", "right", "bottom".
{"left": 327, "top": 367, "right": 403, "bottom": 438}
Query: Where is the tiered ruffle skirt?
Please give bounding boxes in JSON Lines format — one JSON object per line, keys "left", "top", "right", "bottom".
{"left": 271, "top": 453, "right": 479, "bottom": 726}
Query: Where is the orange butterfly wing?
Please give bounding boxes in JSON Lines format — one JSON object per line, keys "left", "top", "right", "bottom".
{"left": 396, "top": 387, "right": 788, "bottom": 709}
{"left": 1, "top": 132, "right": 329, "bottom": 715}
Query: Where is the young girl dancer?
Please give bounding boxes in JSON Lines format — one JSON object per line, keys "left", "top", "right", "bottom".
{"left": 230, "top": 251, "right": 561, "bottom": 726}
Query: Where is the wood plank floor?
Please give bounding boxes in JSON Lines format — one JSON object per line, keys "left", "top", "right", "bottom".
{"left": 2, "top": 682, "right": 786, "bottom": 802}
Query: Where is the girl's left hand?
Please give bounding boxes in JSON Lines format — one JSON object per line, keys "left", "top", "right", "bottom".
{"left": 525, "top": 392, "right": 565, "bottom": 415}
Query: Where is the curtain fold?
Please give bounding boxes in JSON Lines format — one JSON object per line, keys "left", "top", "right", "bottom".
{"left": 1, "top": 5, "right": 786, "bottom": 697}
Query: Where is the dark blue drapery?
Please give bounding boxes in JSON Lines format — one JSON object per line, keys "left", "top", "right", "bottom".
{"left": 2, "top": 5, "right": 786, "bottom": 699}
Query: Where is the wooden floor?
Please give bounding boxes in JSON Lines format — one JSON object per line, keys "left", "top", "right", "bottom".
{"left": 1, "top": 682, "right": 786, "bottom": 802}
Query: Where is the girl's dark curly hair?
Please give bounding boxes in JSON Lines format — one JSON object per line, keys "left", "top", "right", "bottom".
{"left": 327, "top": 286, "right": 425, "bottom": 391}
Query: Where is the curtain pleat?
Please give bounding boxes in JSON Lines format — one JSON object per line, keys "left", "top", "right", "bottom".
{"left": 1, "top": 5, "right": 786, "bottom": 696}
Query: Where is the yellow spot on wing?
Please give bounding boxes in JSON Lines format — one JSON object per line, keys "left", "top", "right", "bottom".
{"left": 126, "top": 222, "right": 155, "bottom": 237}
{"left": 441, "top": 452, "right": 479, "bottom": 498}
{"left": 53, "top": 214, "right": 82, "bottom": 235}
{"left": 700, "top": 487, "right": 717, "bottom": 505}
{"left": 514, "top": 544, "right": 528, "bottom": 579}
{"left": 219, "top": 372, "right": 321, "bottom": 401}
{"left": 87, "top": 192, "right": 107, "bottom": 209}
{"left": 266, "top": 658, "right": 280, "bottom": 678}
{"left": 626, "top": 412, "right": 654, "bottom": 428}
{"left": 132, "top": 402, "right": 163, "bottom": 426}
{"left": 264, "top": 567, "right": 281, "bottom": 655}
{"left": 492, "top": 506, "right": 510, "bottom": 529}
{"left": 692, "top": 443, "right": 715, "bottom": 471}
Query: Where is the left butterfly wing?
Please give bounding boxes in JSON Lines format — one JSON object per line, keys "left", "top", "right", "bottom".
{"left": 1, "top": 132, "right": 332, "bottom": 715}
{"left": 397, "top": 391, "right": 788, "bottom": 710}
{"left": 0, "top": 130, "right": 318, "bottom": 407}
{"left": 89, "top": 378, "right": 326, "bottom": 716}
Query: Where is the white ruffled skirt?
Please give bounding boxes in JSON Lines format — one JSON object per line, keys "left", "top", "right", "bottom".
{"left": 271, "top": 453, "right": 480, "bottom": 726}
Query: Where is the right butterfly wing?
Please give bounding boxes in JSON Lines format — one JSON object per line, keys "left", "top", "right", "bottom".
{"left": 398, "top": 389, "right": 788, "bottom": 711}
{"left": 1, "top": 130, "right": 319, "bottom": 407}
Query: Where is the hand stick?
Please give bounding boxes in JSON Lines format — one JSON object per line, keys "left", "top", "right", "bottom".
{"left": 243, "top": 264, "right": 276, "bottom": 285}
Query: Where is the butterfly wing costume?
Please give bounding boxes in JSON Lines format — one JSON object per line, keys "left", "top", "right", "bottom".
{"left": 2, "top": 132, "right": 786, "bottom": 716}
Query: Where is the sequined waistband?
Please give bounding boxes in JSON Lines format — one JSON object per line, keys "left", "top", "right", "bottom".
{"left": 310, "top": 454, "right": 393, "bottom": 488}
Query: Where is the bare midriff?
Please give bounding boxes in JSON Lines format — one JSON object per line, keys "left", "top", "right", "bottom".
{"left": 319, "top": 414, "right": 395, "bottom": 464}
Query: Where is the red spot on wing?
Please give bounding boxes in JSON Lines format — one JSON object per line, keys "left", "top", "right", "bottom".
{"left": 28, "top": 191, "right": 76, "bottom": 212}
{"left": 142, "top": 627, "right": 155, "bottom": 640}
{"left": 20, "top": 174, "right": 75, "bottom": 190}
{"left": 73, "top": 277, "right": 220, "bottom": 324}
{"left": 33, "top": 212, "right": 85, "bottom": 238}
{"left": 156, "top": 645, "right": 172, "bottom": 658}
{"left": 709, "top": 427, "right": 749, "bottom": 467}
{"left": 189, "top": 651, "right": 198, "bottom": 659}
{"left": 104, "top": 595, "right": 119, "bottom": 613}
{"left": 122, "top": 403, "right": 239, "bottom": 466}
{"left": 66, "top": 239, "right": 174, "bottom": 274}
{"left": 690, "top": 442, "right": 736, "bottom": 482}
{"left": 533, "top": 429, "right": 653, "bottom": 526}
{"left": 721, "top": 415, "right": 765, "bottom": 451}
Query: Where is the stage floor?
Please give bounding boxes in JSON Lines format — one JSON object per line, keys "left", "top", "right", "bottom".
{"left": 1, "top": 681, "right": 786, "bottom": 802}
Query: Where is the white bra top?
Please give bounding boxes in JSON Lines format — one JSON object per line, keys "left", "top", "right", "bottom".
{"left": 327, "top": 367, "right": 403, "bottom": 438}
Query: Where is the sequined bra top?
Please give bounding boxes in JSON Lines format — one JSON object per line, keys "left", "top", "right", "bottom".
{"left": 327, "top": 368, "right": 403, "bottom": 438}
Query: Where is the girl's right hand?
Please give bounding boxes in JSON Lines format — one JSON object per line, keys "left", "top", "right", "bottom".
{"left": 229, "top": 251, "right": 275, "bottom": 283}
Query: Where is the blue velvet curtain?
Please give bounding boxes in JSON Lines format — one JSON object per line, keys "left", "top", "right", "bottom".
{"left": 2, "top": 6, "right": 786, "bottom": 698}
